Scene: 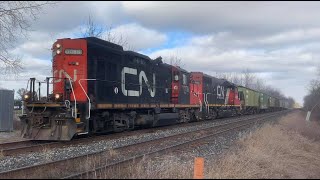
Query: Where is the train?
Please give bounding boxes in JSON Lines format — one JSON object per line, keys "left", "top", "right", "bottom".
{"left": 20, "top": 37, "right": 290, "bottom": 141}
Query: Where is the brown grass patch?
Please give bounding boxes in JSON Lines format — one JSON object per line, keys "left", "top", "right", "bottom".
{"left": 91, "top": 110, "right": 320, "bottom": 179}
{"left": 87, "top": 155, "right": 194, "bottom": 179}
{"left": 208, "top": 110, "right": 320, "bottom": 179}
{"left": 0, "top": 131, "right": 24, "bottom": 143}
{"left": 0, "top": 150, "right": 3, "bottom": 159}
{"left": 17, "top": 110, "right": 320, "bottom": 179}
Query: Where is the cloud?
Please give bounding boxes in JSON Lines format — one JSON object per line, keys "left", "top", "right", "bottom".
{"left": 107, "top": 23, "right": 167, "bottom": 50}
{"left": 0, "top": 56, "right": 51, "bottom": 98}
{"left": 3, "top": 1, "right": 320, "bottom": 105}
{"left": 31, "top": 1, "right": 126, "bottom": 34}
{"left": 122, "top": 1, "right": 320, "bottom": 35}
{"left": 147, "top": 34, "right": 318, "bottom": 104}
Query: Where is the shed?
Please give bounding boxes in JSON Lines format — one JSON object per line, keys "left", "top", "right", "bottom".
{"left": 0, "top": 89, "right": 14, "bottom": 132}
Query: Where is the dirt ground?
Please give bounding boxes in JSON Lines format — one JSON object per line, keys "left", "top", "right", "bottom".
{"left": 0, "top": 114, "right": 24, "bottom": 143}
{"left": 0, "top": 131, "right": 24, "bottom": 143}
{"left": 280, "top": 110, "right": 320, "bottom": 141}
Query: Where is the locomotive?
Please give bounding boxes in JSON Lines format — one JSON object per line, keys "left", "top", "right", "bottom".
{"left": 20, "top": 37, "right": 288, "bottom": 141}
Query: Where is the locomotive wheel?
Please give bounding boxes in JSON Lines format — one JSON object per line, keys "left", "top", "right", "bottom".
{"left": 209, "top": 109, "right": 217, "bottom": 120}
{"left": 179, "top": 110, "right": 191, "bottom": 123}
{"left": 193, "top": 109, "right": 202, "bottom": 122}
{"left": 231, "top": 109, "right": 237, "bottom": 116}
{"left": 211, "top": 110, "right": 218, "bottom": 119}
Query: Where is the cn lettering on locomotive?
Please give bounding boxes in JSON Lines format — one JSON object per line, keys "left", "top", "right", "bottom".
{"left": 121, "top": 67, "right": 156, "bottom": 97}
{"left": 53, "top": 69, "right": 78, "bottom": 82}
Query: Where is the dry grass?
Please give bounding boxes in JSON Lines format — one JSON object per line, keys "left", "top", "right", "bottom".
{"left": 87, "top": 155, "right": 194, "bottom": 179}
{"left": 208, "top": 110, "right": 320, "bottom": 179}
{"left": 89, "top": 110, "right": 320, "bottom": 179}
{"left": 13, "top": 118, "right": 21, "bottom": 130}
{"left": 0, "top": 131, "right": 24, "bottom": 143}
{"left": 0, "top": 150, "right": 3, "bottom": 159}
{"left": 42, "top": 146, "right": 53, "bottom": 162}
{"left": 13, "top": 110, "right": 320, "bottom": 179}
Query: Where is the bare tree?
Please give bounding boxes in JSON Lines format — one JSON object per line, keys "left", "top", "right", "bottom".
{"left": 242, "top": 69, "right": 257, "bottom": 89}
{"left": 304, "top": 68, "right": 320, "bottom": 115}
{"left": 169, "top": 55, "right": 185, "bottom": 68}
{"left": 215, "top": 68, "right": 288, "bottom": 100}
{"left": 254, "top": 78, "right": 266, "bottom": 92}
{"left": 80, "top": 14, "right": 105, "bottom": 38}
{"left": 159, "top": 52, "right": 185, "bottom": 68}
{"left": 287, "top": 96, "right": 295, "bottom": 108}
{"left": 104, "top": 26, "right": 130, "bottom": 49}
{"left": 16, "top": 88, "right": 27, "bottom": 100}
{"left": 80, "top": 14, "right": 132, "bottom": 50}
{"left": 0, "top": 1, "right": 57, "bottom": 74}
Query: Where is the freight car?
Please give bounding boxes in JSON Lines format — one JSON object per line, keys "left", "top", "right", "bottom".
{"left": 238, "top": 86, "right": 260, "bottom": 114}
{"left": 20, "top": 37, "right": 286, "bottom": 141}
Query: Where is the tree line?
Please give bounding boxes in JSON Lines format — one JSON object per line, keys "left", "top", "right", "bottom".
{"left": 304, "top": 67, "right": 320, "bottom": 120}
{"left": 215, "top": 69, "right": 295, "bottom": 108}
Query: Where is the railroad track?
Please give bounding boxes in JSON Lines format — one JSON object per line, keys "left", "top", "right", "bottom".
{"left": 0, "top": 110, "right": 290, "bottom": 179}
{"left": 0, "top": 121, "right": 219, "bottom": 156}
{"left": 64, "top": 110, "right": 290, "bottom": 179}
{"left": 0, "top": 140, "right": 36, "bottom": 150}
{"left": 0, "top": 141, "right": 60, "bottom": 156}
{"left": 0, "top": 111, "right": 271, "bottom": 157}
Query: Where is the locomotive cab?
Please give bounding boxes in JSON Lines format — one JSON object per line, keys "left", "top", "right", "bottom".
{"left": 20, "top": 38, "right": 89, "bottom": 141}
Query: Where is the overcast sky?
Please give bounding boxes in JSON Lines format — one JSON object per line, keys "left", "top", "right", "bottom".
{"left": 2, "top": 1, "right": 320, "bottom": 105}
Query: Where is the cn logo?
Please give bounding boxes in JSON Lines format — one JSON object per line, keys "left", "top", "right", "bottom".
{"left": 121, "top": 67, "right": 156, "bottom": 97}
{"left": 53, "top": 69, "right": 77, "bottom": 83}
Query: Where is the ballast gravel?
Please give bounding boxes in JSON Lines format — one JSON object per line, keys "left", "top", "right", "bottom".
{"left": 141, "top": 115, "right": 283, "bottom": 175}
{"left": 0, "top": 113, "right": 284, "bottom": 172}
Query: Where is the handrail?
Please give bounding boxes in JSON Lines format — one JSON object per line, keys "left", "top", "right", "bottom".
{"left": 78, "top": 79, "right": 96, "bottom": 119}
{"left": 205, "top": 93, "right": 211, "bottom": 113}
{"left": 67, "top": 77, "right": 77, "bottom": 119}
{"left": 193, "top": 92, "right": 202, "bottom": 112}
{"left": 202, "top": 93, "right": 207, "bottom": 113}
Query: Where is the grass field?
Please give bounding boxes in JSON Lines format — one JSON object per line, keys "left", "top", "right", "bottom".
{"left": 91, "top": 110, "right": 320, "bottom": 179}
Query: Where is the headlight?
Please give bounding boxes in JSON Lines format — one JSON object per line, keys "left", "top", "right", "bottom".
{"left": 55, "top": 93, "right": 60, "bottom": 99}
{"left": 24, "top": 94, "right": 29, "bottom": 99}
{"left": 56, "top": 43, "right": 61, "bottom": 48}
{"left": 56, "top": 49, "right": 61, "bottom": 54}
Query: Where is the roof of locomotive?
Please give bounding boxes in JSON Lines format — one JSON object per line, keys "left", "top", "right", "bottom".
{"left": 83, "top": 37, "right": 124, "bottom": 51}
{"left": 82, "top": 37, "right": 161, "bottom": 64}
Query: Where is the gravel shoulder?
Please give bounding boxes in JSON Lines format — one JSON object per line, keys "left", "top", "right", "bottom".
{"left": 0, "top": 114, "right": 263, "bottom": 173}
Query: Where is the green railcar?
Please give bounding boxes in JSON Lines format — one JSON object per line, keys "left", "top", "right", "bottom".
{"left": 238, "top": 86, "right": 259, "bottom": 107}
{"left": 275, "top": 98, "right": 280, "bottom": 108}
{"left": 259, "top": 93, "right": 270, "bottom": 110}
{"left": 269, "top": 96, "right": 276, "bottom": 107}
